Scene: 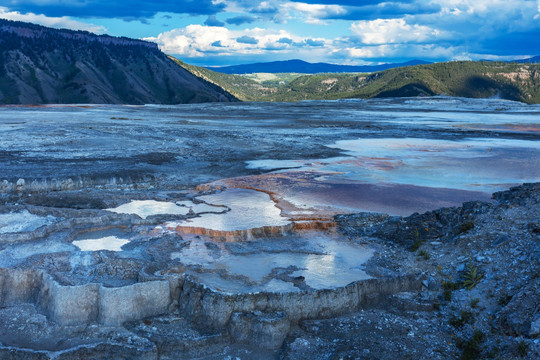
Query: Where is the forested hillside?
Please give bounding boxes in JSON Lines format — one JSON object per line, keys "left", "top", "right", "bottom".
{"left": 175, "top": 58, "right": 540, "bottom": 104}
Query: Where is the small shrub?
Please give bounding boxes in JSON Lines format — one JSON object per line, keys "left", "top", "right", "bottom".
{"left": 498, "top": 294, "right": 512, "bottom": 306}
{"left": 457, "top": 330, "right": 485, "bottom": 360}
{"left": 418, "top": 250, "right": 431, "bottom": 260}
{"left": 449, "top": 309, "right": 475, "bottom": 328}
{"left": 443, "top": 288, "right": 452, "bottom": 301}
{"left": 516, "top": 341, "right": 528, "bottom": 357}
{"left": 410, "top": 227, "right": 424, "bottom": 251}
{"left": 463, "top": 263, "right": 484, "bottom": 290}
{"left": 438, "top": 265, "right": 463, "bottom": 302}
{"left": 457, "top": 221, "right": 474, "bottom": 234}
{"left": 410, "top": 238, "right": 424, "bottom": 251}
{"left": 442, "top": 281, "right": 461, "bottom": 291}
{"left": 470, "top": 298, "right": 480, "bottom": 308}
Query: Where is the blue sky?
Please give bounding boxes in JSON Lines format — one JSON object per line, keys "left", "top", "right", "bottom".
{"left": 1, "top": 1, "right": 539, "bottom": 66}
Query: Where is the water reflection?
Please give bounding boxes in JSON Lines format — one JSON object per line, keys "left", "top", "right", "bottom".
{"left": 168, "top": 188, "right": 291, "bottom": 231}
{"left": 171, "top": 234, "right": 373, "bottom": 292}
{"left": 106, "top": 200, "right": 191, "bottom": 219}
{"left": 72, "top": 229, "right": 131, "bottom": 251}
{"left": 72, "top": 236, "right": 130, "bottom": 252}
{"left": 246, "top": 137, "right": 540, "bottom": 192}
{"left": 0, "top": 211, "right": 56, "bottom": 234}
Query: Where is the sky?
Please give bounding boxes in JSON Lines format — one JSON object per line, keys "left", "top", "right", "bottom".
{"left": 1, "top": 1, "right": 539, "bottom": 66}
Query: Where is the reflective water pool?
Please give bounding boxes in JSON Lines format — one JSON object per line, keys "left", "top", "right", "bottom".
{"left": 171, "top": 233, "right": 374, "bottom": 293}
{"left": 167, "top": 188, "right": 291, "bottom": 231}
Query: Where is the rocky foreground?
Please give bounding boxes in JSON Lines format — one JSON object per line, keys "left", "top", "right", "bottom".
{"left": 330, "top": 182, "right": 540, "bottom": 360}
{"left": 0, "top": 183, "right": 538, "bottom": 359}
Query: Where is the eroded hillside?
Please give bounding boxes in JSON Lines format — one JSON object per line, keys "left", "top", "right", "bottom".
{"left": 0, "top": 19, "right": 236, "bottom": 104}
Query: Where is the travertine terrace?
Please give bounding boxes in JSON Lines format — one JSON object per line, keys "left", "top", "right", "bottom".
{"left": 1, "top": 97, "right": 539, "bottom": 358}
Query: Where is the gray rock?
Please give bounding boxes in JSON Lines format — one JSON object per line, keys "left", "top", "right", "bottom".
{"left": 497, "top": 279, "right": 540, "bottom": 337}
{"left": 230, "top": 311, "right": 290, "bottom": 349}
{"left": 530, "top": 316, "right": 540, "bottom": 338}
{"left": 98, "top": 281, "right": 171, "bottom": 326}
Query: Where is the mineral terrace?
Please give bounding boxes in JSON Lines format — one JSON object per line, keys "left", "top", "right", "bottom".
{"left": 0, "top": 98, "right": 538, "bottom": 359}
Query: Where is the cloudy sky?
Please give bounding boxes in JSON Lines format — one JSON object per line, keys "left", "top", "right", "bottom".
{"left": 1, "top": 1, "right": 539, "bottom": 66}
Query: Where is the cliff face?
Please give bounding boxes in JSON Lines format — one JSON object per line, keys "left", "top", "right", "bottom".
{"left": 0, "top": 19, "right": 237, "bottom": 104}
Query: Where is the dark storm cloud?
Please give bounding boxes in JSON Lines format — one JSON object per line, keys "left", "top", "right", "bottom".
{"left": 226, "top": 15, "right": 257, "bottom": 26}
{"left": 5, "top": 0, "right": 226, "bottom": 19}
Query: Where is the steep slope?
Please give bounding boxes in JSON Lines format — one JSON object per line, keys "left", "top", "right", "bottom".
{"left": 0, "top": 19, "right": 236, "bottom": 104}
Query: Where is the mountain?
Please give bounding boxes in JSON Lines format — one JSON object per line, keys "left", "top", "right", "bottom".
{"left": 205, "top": 59, "right": 431, "bottom": 74}
{"left": 0, "top": 19, "right": 236, "bottom": 104}
{"left": 515, "top": 55, "right": 540, "bottom": 63}
{"left": 176, "top": 58, "right": 540, "bottom": 104}
{"left": 268, "top": 61, "right": 540, "bottom": 103}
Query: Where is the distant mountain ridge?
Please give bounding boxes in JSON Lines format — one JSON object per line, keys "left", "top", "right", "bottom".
{"left": 0, "top": 19, "right": 236, "bottom": 104}
{"left": 205, "top": 59, "right": 431, "bottom": 74}
{"left": 515, "top": 55, "right": 540, "bottom": 63}
{"left": 177, "top": 58, "right": 540, "bottom": 104}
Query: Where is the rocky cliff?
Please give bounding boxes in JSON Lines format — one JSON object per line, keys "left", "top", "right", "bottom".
{"left": 0, "top": 19, "right": 237, "bottom": 104}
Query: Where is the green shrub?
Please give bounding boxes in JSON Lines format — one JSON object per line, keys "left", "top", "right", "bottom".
{"left": 470, "top": 298, "right": 480, "bottom": 308}
{"left": 409, "top": 227, "right": 424, "bottom": 251}
{"left": 449, "top": 309, "right": 475, "bottom": 328}
{"left": 463, "top": 263, "right": 484, "bottom": 290}
{"left": 443, "top": 289, "right": 452, "bottom": 301}
{"left": 516, "top": 341, "right": 528, "bottom": 357}
{"left": 457, "top": 221, "right": 474, "bottom": 234}
{"left": 457, "top": 330, "right": 485, "bottom": 360}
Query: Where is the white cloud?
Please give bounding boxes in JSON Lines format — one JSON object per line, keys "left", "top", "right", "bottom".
{"left": 145, "top": 24, "right": 330, "bottom": 58}
{"left": 429, "top": 0, "right": 540, "bottom": 33}
{"left": 147, "top": 22, "right": 467, "bottom": 65}
{"left": 346, "top": 43, "right": 459, "bottom": 60}
{"left": 351, "top": 18, "right": 443, "bottom": 45}
{"left": 282, "top": 2, "right": 346, "bottom": 25}
{"left": 347, "top": 45, "right": 392, "bottom": 59}
{"left": 0, "top": 7, "right": 106, "bottom": 33}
